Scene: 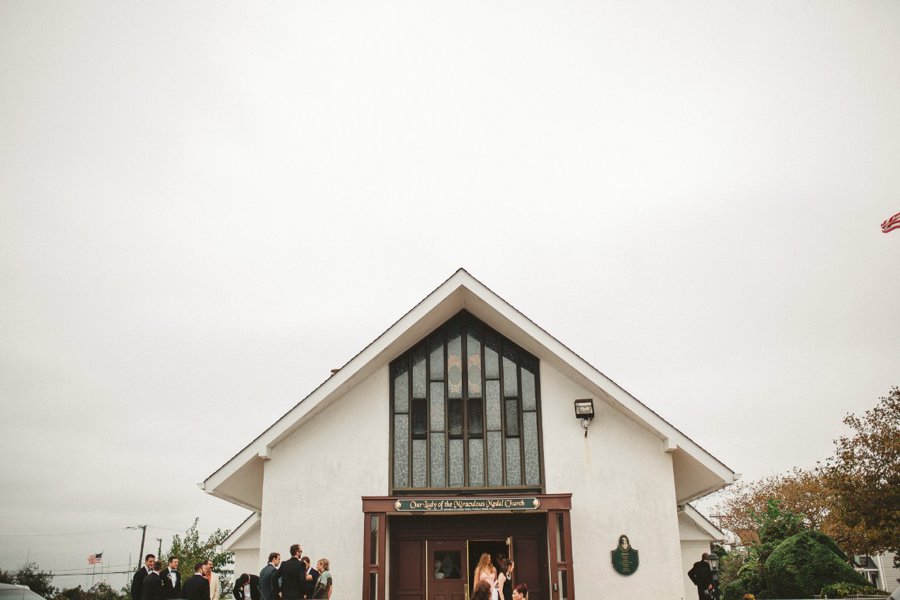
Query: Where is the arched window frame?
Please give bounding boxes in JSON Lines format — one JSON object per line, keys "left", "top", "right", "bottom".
{"left": 389, "top": 311, "right": 544, "bottom": 493}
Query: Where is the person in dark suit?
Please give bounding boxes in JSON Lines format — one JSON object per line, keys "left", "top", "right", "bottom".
{"left": 259, "top": 553, "right": 281, "bottom": 600}
{"left": 161, "top": 557, "right": 182, "bottom": 600}
{"left": 132, "top": 554, "right": 157, "bottom": 600}
{"left": 233, "top": 574, "right": 260, "bottom": 600}
{"left": 278, "top": 545, "right": 306, "bottom": 600}
{"left": 301, "top": 558, "right": 318, "bottom": 600}
{"left": 143, "top": 561, "right": 165, "bottom": 600}
{"left": 687, "top": 553, "right": 714, "bottom": 600}
{"left": 183, "top": 563, "right": 211, "bottom": 600}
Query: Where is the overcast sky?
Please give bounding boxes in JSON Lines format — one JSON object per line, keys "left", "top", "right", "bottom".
{"left": 2, "top": 0, "right": 899, "bottom": 591}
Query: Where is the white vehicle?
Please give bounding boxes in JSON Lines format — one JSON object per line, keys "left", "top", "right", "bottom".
{"left": 0, "top": 584, "right": 48, "bottom": 600}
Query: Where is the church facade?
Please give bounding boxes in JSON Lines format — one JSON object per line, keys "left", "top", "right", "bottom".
{"left": 203, "top": 270, "right": 736, "bottom": 600}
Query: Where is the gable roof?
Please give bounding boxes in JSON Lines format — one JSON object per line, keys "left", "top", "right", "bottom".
{"left": 222, "top": 512, "right": 260, "bottom": 551}
{"left": 202, "top": 268, "right": 737, "bottom": 509}
{"left": 680, "top": 504, "right": 726, "bottom": 541}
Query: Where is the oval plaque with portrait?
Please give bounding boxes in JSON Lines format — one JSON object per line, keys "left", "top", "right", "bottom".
{"left": 611, "top": 534, "right": 639, "bottom": 576}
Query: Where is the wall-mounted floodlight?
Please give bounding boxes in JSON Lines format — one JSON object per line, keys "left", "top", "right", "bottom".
{"left": 574, "top": 399, "right": 595, "bottom": 437}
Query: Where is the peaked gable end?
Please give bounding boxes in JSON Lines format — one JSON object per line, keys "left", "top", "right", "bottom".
{"left": 202, "top": 269, "right": 736, "bottom": 508}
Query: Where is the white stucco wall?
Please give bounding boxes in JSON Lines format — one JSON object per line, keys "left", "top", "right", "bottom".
{"left": 679, "top": 512, "right": 714, "bottom": 600}
{"left": 249, "top": 355, "right": 698, "bottom": 598}
{"left": 258, "top": 366, "right": 390, "bottom": 597}
{"left": 232, "top": 549, "right": 259, "bottom": 584}
{"left": 540, "top": 361, "right": 685, "bottom": 599}
{"left": 680, "top": 541, "right": 709, "bottom": 600}
{"left": 229, "top": 522, "right": 262, "bottom": 583}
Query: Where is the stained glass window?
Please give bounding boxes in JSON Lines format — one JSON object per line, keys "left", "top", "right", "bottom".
{"left": 390, "top": 311, "right": 542, "bottom": 491}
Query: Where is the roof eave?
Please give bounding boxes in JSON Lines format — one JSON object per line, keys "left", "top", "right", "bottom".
{"left": 203, "top": 268, "right": 735, "bottom": 508}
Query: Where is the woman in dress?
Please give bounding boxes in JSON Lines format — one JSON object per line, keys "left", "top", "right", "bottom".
{"left": 511, "top": 583, "right": 528, "bottom": 600}
{"left": 497, "top": 559, "right": 514, "bottom": 600}
{"left": 472, "top": 553, "right": 499, "bottom": 599}
{"left": 312, "top": 558, "right": 332, "bottom": 599}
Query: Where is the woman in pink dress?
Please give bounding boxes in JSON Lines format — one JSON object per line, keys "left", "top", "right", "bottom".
{"left": 472, "top": 554, "right": 499, "bottom": 600}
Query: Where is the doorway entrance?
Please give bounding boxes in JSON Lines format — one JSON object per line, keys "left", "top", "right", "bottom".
{"left": 390, "top": 514, "right": 548, "bottom": 600}
{"left": 468, "top": 538, "right": 508, "bottom": 589}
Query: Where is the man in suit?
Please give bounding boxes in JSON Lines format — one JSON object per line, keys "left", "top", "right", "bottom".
{"left": 183, "top": 563, "right": 210, "bottom": 600}
{"left": 301, "top": 558, "right": 318, "bottom": 600}
{"left": 204, "top": 560, "right": 220, "bottom": 600}
{"left": 142, "top": 560, "right": 165, "bottom": 600}
{"left": 259, "top": 553, "right": 281, "bottom": 600}
{"left": 278, "top": 545, "right": 305, "bottom": 600}
{"left": 161, "top": 557, "right": 182, "bottom": 600}
{"left": 233, "top": 574, "right": 260, "bottom": 600}
{"left": 132, "top": 554, "right": 157, "bottom": 600}
{"left": 687, "top": 553, "right": 714, "bottom": 600}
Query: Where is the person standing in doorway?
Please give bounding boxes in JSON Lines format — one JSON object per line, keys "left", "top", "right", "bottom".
{"left": 497, "top": 559, "right": 514, "bottom": 600}
{"left": 688, "top": 553, "right": 714, "bottom": 600}
{"left": 279, "top": 545, "right": 306, "bottom": 600}
{"left": 259, "top": 553, "right": 281, "bottom": 600}
{"left": 473, "top": 553, "right": 499, "bottom": 600}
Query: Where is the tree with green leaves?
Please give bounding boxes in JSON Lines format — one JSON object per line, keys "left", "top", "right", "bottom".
{"left": 53, "top": 583, "right": 126, "bottom": 600}
{"left": 765, "top": 530, "right": 867, "bottom": 598}
{"left": 720, "top": 499, "right": 805, "bottom": 600}
{"left": 164, "top": 518, "right": 233, "bottom": 598}
{"left": 0, "top": 562, "right": 58, "bottom": 598}
{"left": 718, "top": 500, "right": 879, "bottom": 600}
{"left": 716, "top": 387, "right": 899, "bottom": 557}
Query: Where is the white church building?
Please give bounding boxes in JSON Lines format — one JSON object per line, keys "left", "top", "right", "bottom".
{"left": 203, "top": 269, "right": 737, "bottom": 600}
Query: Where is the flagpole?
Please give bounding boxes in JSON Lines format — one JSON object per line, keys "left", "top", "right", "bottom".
{"left": 91, "top": 563, "right": 95, "bottom": 587}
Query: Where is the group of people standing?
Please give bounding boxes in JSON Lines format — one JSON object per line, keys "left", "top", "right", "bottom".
{"left": 130, "top": 545, "right": 331, "bottom": 600}
{"left": 132, "top": 555, "right": 221, "bottom": 600}
{"left": 472, "top": 553, "right": 528, "bottom": 600}
{"left": 241, "top": 544, "right": 332, "bottom": 600}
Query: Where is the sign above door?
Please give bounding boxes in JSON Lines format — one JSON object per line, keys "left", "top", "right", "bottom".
{"left": 394, "top": 497, "right": 541, "bottom": 512}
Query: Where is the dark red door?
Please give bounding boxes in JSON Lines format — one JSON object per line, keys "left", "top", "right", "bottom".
{"left": 513, "top": 536, "right": 546, "bottom": 600}
{"left": 395, "top": 539, "right": 425, "bottom": 600}
{"left": 429, "top": 539, "right": 467, "bottom": 600}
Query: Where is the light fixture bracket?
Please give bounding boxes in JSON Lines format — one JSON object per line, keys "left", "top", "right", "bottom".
{"left": 574, "top": 399, "right": 595, "bottom": 437}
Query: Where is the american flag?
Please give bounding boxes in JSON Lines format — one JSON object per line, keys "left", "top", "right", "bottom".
{"left": 882, "top": 211, "right": 900, "bottom": 234}
{"left": 87, "top": 553, "right": 103, "bottom": 565}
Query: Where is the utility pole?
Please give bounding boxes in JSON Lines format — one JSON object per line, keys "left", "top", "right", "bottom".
{"left": 156, "top": 538, "right": 162, "bottom": 559}
{"left": 128, "top": 525, "right": 148, "bottom": 569}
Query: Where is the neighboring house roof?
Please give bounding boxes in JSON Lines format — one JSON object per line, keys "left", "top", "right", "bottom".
{"left": 202, "top": 268, "right": 737, "bottom": 510}
{"left": 222, "top": 512, "right": 260, "bottom": 552}
{"left": 680, "top": 504, "right": 726, "bottom": 541}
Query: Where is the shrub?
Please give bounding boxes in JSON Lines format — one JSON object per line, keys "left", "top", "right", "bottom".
{"left": 765, "top": 530, "right": 866, "bottom": 598}
{"left": 819, "top": 581, "right": 888, "bottom": 598}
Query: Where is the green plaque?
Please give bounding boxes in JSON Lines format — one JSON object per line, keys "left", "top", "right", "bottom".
{"left": 611, "top": 535, "right": 639, "bottom": 576}
{"left": 394, "top": 497, "right": 541, "bottom": 512}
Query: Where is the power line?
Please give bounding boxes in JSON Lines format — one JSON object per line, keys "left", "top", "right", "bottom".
{"left": 53, "top": 570, "right": 133, "bottom": 577}
{"left": 52, "top": 563, "right": 133, "bottom": 574}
